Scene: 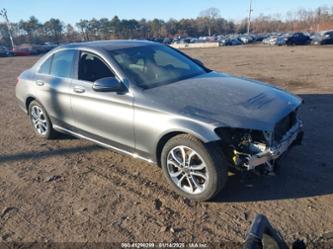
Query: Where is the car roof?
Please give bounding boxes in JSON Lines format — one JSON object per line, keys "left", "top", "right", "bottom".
{"left": 58, "top": 40, "right": 158, "bottom": 51}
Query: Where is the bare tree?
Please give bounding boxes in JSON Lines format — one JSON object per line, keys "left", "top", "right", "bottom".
{"left": 199, "top": 7, "right": 221, "bottom": 36}
{"left": 76, "top": 19, "right": 90, "bottom": 41}
{"left": 44, "top": 18, "right": 63, "bottom": 43}
{"left": 19, "top": 16, "right": 41, "bottom": 43}
{"left": 1, "top": 3, "right": 333, "bottom": 47}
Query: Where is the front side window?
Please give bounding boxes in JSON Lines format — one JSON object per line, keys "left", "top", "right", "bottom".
{"left": 109, "top": 44, "right": 207, "bottom": 89}
{"left": 78, "top": 52, "right": 114, "bottom": 82}
{"left": 50, "top": 50, "right": 75, "bottom": 78}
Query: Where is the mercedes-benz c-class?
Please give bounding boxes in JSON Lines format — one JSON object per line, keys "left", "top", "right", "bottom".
{"left": 16, "top": 40, "right": 303, "bottom": 201}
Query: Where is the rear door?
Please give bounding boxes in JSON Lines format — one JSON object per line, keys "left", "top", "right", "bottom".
{"left": 34, "top": 49, "right": 76, "bottom": 127}
{"left": 70, "top": 51, "right": 135, "bottom": 152}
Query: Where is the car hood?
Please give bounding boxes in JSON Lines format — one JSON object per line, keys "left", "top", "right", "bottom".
{"left": 143, "top": 72, "right": 302, "bottom": 131}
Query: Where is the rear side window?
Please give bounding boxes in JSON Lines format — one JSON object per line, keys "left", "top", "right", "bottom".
{"left": 38, "top": 56, "right": 52, "bottom": 74}
{"left": 50, "top": 50, "right": 75, "bottom": 78}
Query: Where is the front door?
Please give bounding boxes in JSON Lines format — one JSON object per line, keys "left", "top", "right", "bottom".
{"left": 70, "top": 51, "right": 134, "bottom": 152}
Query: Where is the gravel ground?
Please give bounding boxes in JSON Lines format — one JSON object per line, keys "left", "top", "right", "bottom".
{"left": 0, "top": 45, "right": 333, "bottom": 248}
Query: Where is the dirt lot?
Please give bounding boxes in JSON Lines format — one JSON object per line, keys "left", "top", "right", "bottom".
{"left": 0, "top": 45, "right": 333, "bottom": 248}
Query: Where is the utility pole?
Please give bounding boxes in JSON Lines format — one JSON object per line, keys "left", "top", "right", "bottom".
{"left": 0, "top": 8, "right": 15, "bottom": 49}
{"left": 247, "top": 0, "right": 253, "bottom": 35}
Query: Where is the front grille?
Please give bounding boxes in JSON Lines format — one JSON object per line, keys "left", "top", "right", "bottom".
{"left": 274, "top": 111, "right": 297, "bottom": 142}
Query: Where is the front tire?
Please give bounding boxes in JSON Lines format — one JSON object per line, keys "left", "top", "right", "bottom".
{"left": 28, "top": 100, "right": 58, "bottom": 139}
{"left": 161, "top": 134, "right": 228, "bottom": 201}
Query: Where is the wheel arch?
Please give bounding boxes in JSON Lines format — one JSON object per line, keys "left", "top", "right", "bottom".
{"left": 25, "top": 96, "right": 36, "bottom": 113}
{"left": 154, "top": 127, "right": 219, "bottom": 167}
{"left": 155, "top": 131, "right": 185, "bottom": 167}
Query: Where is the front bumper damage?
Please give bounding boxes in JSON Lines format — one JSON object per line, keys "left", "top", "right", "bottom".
{"left": 244, "top": 120, "right": 303, "bottom": 171}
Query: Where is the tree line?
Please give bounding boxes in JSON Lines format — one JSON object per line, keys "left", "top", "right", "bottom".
{"left": 0, "top": 6, "right": 332, "bottom": 47}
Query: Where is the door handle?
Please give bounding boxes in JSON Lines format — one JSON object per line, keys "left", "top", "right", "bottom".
{"left": 73, "top": 86, "right": 86, "bottom": 94}
{"left": 35, "top": 80, "right": 45, "bottom": 86}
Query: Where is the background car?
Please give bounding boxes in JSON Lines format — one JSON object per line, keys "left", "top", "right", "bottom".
{"left": 311, "top": 32, "right": 323, "bottom": 45}
{"left": 12, "top": 46, "right": 33, "bottom": 56}
{"left": 286, "top": 32, "right": 311, "bottom": 45}
{"left": 220, "top": 37, "right": 242, "bottom": 46}
{"left": 320, "top": 31, "right": 333, "bottom": 45}
{"left": 0, "top": 46, "right": 13, "bottom": 57}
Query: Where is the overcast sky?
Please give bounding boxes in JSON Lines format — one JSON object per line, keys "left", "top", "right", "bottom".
{"left": 1, "top": 0, "right": 333, "bottom": 24}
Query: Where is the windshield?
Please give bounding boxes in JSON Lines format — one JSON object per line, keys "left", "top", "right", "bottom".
{"left": 109, "top": 44, "right": 207, "bottom": 89}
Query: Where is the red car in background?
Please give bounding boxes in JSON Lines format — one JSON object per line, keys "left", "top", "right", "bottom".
{"left": 12, "top": 47, "right": 33, "bottom": 56}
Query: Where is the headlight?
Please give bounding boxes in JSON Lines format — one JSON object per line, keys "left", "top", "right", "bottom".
{"left": 215, "top": 127, "right": 269, "bottom": 147}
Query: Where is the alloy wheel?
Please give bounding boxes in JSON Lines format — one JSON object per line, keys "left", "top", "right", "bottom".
{"left": 166, "top": 145, "right": 208, "bottom": 194}
{"left": 30, "top": 105, "right": 48, "bottom": 136}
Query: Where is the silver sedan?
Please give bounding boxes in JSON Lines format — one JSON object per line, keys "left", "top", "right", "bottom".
{"left": 16, "top": 40, "right": 303, "bottom": 201}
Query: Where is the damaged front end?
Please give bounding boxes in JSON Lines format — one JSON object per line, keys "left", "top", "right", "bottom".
{"left": 215, "top": 110, "right": 304, "bottom": 172}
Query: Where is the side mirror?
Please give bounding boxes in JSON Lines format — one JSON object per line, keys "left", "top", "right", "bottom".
{"left": 193, "top": 58, "right": 204, "bottom": 66}
{"left": 92, "top": 77, "right": 126, "bottom": 93}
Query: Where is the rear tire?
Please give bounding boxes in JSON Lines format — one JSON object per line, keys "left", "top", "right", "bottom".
{"left": 161, "top": 134, "right": 228, "bottom": 201}
{"left": 28, "top": 100, "right": 58, "bottom": 139}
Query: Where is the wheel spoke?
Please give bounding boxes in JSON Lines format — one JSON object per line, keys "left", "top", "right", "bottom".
{"left": 192, "top": 177, "right": 203, "bottom": 192}
{"left": 37, "top": 108, "right": 42, "bottom": 118}
{"left": 177, "top": 174, "right": 186, "bottom": 187}
{"left": 189, "top": 163, "right": 206, "bottom": 171}
{"left": 179, "top": 146, "right": 186, "bottom": 164}
{"left": 186, "top": 176, "right": 195, "bottom": 193}
{"left": 31, "top": 112, "right": 38, "bottom": 120}
{"left": 186, "top": 150, "right": 195, "bottom": 165}
{"left": 37, "top": 124, "right": 42, "bottom": 133}
{"left": 169, "top": 171, "right": 182, "bottom": 178}
{"left": 191, "top": 171, "right": 207, "bottom": 180}
{"left": 39, "top": 123, "right": 47, "bottom": 132}
{"left": 32, "top": 107, "right": 39, "bottom": 118}
{"left": 167, "top": 159, "right": 181, "bottom": 169}
{"left": 170, "top": 150, "right": 182, "bottom": 166}
{"left": 32, "top": 106, "right": 38, "bottom": 114}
